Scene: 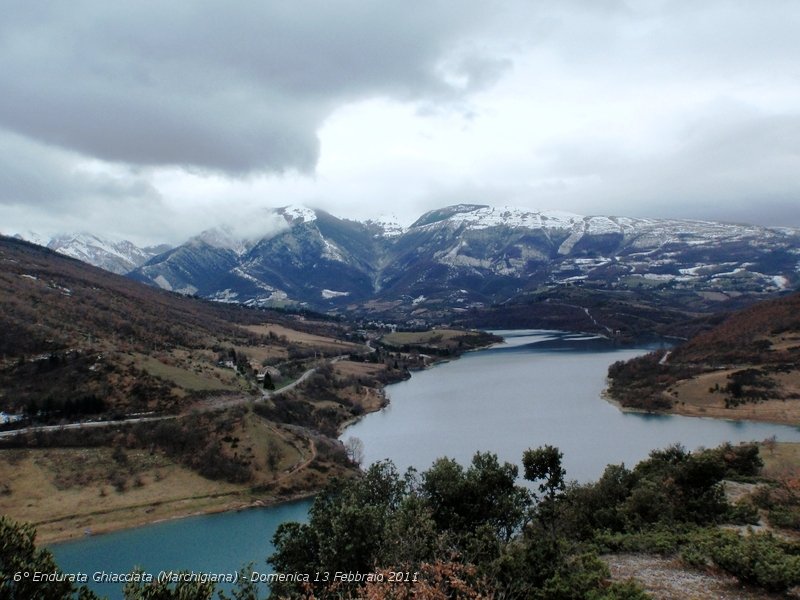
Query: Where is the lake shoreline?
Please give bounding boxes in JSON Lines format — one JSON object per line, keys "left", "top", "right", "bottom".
{"left": 39, "top": 334, "right": 500, "bottom": 546}
{"left": 39, "top": 490, "right": 319, "bottom": 546}
{"left": 345, "top": 329, "right": 800, "bottom": 480}
{"left": 602, "top": 384, "right": 800, "bottom": 427}
{"left": 38, "top": 330, "right": 796, "bottom": 546}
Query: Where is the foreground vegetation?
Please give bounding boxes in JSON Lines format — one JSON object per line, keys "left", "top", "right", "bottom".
{"left": 3, "top": 441, "right": 799, "bottom": 599}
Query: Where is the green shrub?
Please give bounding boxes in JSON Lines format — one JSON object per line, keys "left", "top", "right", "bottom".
{"left": 591, "top": 528, "right": 684, "bottom": 555}
{"left": 768, "top": 507, "right": 800, "bottom": 530}
{"left": 679, "top": 545, "right": 709, "bottom": 569}
{"left": 539, "top": 552, "right": 610, "bottom": 600}
{"left": 726, "top": 500, "right": 760, "bottom": 525}
{"left": 710, "top": 530, "right": 800, "bottom": 593}
{"left": 588, "top": 579, "right": 652, "bottom": 600}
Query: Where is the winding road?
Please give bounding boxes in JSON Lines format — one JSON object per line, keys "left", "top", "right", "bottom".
{"left": 0, "top": 355, "right": 351, "bottom": 440}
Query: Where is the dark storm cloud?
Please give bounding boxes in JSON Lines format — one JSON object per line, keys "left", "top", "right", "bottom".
{"left": 0, "top": 1, "right": 498, "bottom": 174}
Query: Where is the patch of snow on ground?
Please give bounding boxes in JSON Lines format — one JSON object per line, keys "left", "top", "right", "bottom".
{"left": 153, "top": 275, "right": 173, "bottom": 290}
{"left": 321, "top": 237, "right": 345, "bottom": 262}
{"left": 772, "top": 275, "right": 789, "bottom": 289}
{"left": 211, "top": 289, "right": 240, "bottom": 301}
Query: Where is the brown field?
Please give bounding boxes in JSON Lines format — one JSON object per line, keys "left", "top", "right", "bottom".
{"left": 381, "top": 328, "right": 467, "bottom": 347}
{"left": 769, "top": 334, "right": 800, "bottom": 352}
{"left": 0, "top": 448, "right": 245, "bottom": 543}
{"left": 241, "top": 323, "right": 363, "bottom": 353}
{"left": 760, "top": 441, "right": 800, "bottom": 482}
{"left": 0, "top": 412, "right": 319, "bottom": 543}
{"left": 665, "top": 369, "right": 800, "bottom": 426}
{"left": 231, "top": 343, "right": 288, "bottom": 365}
{"left": 359, "top": 299, "right": 402, "bottom": 311}
{"left": 332, "top": 361, "right": 386, "bottom": 378}
{"left": 129, "top": 353, "right": 239, "bottom": 392}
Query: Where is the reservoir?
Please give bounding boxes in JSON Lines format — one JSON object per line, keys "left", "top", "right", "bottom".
{"left": 50, "top": 330, "right": 800, "bottom": 598}
{"left": 50, "top": 499, "right": 311, "bottom": 600}
{"left": 345, "top": 330, "right": 800, "bottom": 481}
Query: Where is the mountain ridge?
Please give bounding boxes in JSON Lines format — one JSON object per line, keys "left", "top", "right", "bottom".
{"left": 11, "top": 231, "right": 171, "bottom": 275}
{"left": 14, "top": 204, "right": 800, "bottom": 324}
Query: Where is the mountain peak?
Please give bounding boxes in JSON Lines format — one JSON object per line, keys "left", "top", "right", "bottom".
{"left": 12, "top": 231, "right": 167, "bottom": 275}
{"left": 410, "top": 204, "right": 490, "bottom": 228}
{"left": 365, "top": 214, "right": 406, "bottom": 238}
{"left": 194, "top": 226, "right": 253, "bottom": 255}
{"left": 279, "top": 205, "right": 317, "bottom": 225}
{"left": 411, "top": 204, "right": 584, "bottom": 231}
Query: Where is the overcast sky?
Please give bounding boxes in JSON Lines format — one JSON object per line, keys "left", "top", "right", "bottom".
{"left": 2, "top": 1, "right": 800, "bottom": 244}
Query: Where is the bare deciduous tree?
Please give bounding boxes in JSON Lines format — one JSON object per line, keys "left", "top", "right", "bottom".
{"left": 344, "top": 436, "right": 365, "bottom": 467}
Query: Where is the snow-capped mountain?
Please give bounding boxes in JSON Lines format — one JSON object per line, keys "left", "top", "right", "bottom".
{"left": 377, "top": 204, "right": 798, "bottom": 306}
{"left": 364, "top": 214, "right": 406, "bottom": 238}
{"left": 131, "top": 206, "right": 386, "bottom": 306}
{"left": 127, "top": 203, "right": 800, "bottom": 316}
{"left": 279, "top": 205, "right": 318, "bottom": 224}
{"left": 13, "top": 232, "right": 171, "bottom": 275}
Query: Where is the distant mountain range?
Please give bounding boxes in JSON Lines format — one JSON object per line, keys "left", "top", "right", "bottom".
{"left": 12, "top": 232, "right": 171, "bottom": 275}
{"left": 14, "top": 204, "right": 800, "bottom": 322}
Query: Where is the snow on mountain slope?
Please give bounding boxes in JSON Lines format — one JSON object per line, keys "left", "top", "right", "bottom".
{"left": 365, "top": 214, "right": 406, "bottom": 238}
{"left": 14, "top": 232, "right": 168, "bottom": 275}
{"left": 18, "top": 204, "right": 799, "bottom": 315}
{"left": 373, "top": 204, "right": 800, "bottom": 306}
{"left": 418, "top": 205, "right": 584, "bottom": 231}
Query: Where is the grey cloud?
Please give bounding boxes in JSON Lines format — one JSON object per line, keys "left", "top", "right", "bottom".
{"left": 525, "top": 1, "right": 800, "bottom": 86}
{"left": 0, "top": 130, "right": 179, "bottom": 241}
{"left": 0, "top": 131, "right": 161, "bottom": 207}
{"left": 0, "top": 1, "right": 503, "bottom": 174}
{"left": 539, "top": 107, "right": 800, "bottom": 227}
